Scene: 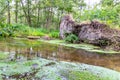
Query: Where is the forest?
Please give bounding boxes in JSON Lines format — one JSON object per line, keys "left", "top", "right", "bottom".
{"left": 0, "top": 0, "right": 120, "bottom": 80}
{"left": 0, "top": 0, "right": 120, "bottom": 37}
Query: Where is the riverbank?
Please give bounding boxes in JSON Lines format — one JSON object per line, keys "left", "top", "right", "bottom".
{"left": 39, "top": 39, "right": 120, "bottom": 54}
{"left": 0, "top": 23, "right": 120, "bottom": 53}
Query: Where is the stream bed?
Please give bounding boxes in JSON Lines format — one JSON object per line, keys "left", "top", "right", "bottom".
{"left": 0, "top": 38, "right": 120, "bottom": 80}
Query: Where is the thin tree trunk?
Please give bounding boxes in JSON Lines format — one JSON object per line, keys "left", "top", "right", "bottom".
{"left": 45, "top": 7, "right": 50, "bottom": 29}
{"left": 21, "top": 0, "right": 31, "bottom": 26}
{"left": 7, "top": 0, "right": 11, "bottom": 24}
{"left": 15, "top": 0, "right": 18, "bottom": 23}
{"left": 27, "top": 0, "right": 32, "bottom": 26}
{"left": 37, "top": 1, "right": 40, "bottom": 27}
{"left": 21, "top": 0, "right": 28, "bottom": 23}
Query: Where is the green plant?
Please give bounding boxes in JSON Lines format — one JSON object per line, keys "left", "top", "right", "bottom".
{"left": 49, "top": 31, "right": 59, "bottom": 38}
{"left": 65, "top": 34, "right": 79, "bottom": 43}
{"left": 0, "top": 23, "right": 14, "bottom": 37}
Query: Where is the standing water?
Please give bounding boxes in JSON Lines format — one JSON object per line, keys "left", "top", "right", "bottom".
{"left": 0, "top": 38, "right": 120, "bottom": 72}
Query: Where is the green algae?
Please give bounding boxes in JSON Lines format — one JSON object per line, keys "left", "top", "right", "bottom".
{"left": 64, "top": 71, "right": 110, "bottom": 80}
{"left": 0, "top": 57, "right": 119, "bottom": 80}
{"left": 39, "top": 39, "right": 120, "bottom": 54}
{"left": 0, "top": 52, "right": 9, "bottom": 60}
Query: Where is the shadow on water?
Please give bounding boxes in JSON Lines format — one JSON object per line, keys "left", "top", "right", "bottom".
{"left": 0, "top": 38, "right": 120, "bottom": 72}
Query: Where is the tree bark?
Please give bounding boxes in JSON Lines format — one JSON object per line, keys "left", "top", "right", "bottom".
{"left": 15, "top": 0, "right": 18, "bottom": 23}
{"left": 27, "top": 0, "right": 32, "bottom": 26}
{"left": 7, "top": 0, "right": 11, "bottom": 24}
{"left": 21, "top": 0, "right": 31, "bottom": 26}
{"left": 37, "top": 1, "right": 40, "bottom": 27}
{"left": 21, "top": 0, "right": 28, "bottom": 23}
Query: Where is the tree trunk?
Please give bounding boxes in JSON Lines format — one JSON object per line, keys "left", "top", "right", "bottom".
{"left": 7, "top": 0, "right": 11, "bottom": 24}
{"left": 15, "top": 0, "right": 18, "bottom": 23}
{"left": 21, "top": 0, "right": 31, "bottom": 26}
{"left": 27, "top": 0, "right": 32, "bottom": 27}
{"left": 37, "top": 1, "right": 40, "bottom": 27}
{"left": 45, "top": 7, "right": 51, "bottom": 29}
{"left": 21, "top": 0, "right": 28, "bottom": 24}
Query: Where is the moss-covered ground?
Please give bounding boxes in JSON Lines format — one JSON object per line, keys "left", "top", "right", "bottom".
{"left": 0, "top": 52, "right": 120, "bottom": 80}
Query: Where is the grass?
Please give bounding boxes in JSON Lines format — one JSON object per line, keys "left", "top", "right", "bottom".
{"left": 17, "top": 27, "right": 59, "bottom": 38}
{"left": 0, "top": 23, "right": 59, "bottom": 38}
{"left": 27, "top": 28, "right": 59, "bottom": 38}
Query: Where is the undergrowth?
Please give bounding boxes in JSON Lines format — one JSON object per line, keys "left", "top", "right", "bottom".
{"left": 0, "top": 23, "right": 59, "bottom": 38}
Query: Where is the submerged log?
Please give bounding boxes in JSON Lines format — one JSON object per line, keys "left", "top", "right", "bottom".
{"left": 60, "top": 14, "right": 120, "bottom": 50}
{"left": 27, "top": 36, "right": 40, "bottom": 39}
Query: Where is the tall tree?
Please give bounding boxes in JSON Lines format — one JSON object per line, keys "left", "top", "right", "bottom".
{"left": 20, "top": 0, "right": 32, "bottom": 26}
{"left": 27, "top": 0, "right": 31, "bottom": 26}
{"left": 0, "top": 0, "right": 7, "bottom": 22}
{"left": 7, "top": 0, "right": 11, "bottom": 24}
{"left": 15, "top": 0, "right": 19, "bottom": 23}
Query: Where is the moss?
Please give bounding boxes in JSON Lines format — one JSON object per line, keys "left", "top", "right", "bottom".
{"left": 23, "top": 61, "right": 37, "bottom": 66}
{"left": 0, "top": 58, "right": 119, "bottom": 80}
{"left": 68, "top": 71, "right": 110, "bottom": 80}
{"left": 39, "top": 39, "right": 120, "bottom": 54}
{"left": 0, "top": 52, "right": 9, "bottom": 60}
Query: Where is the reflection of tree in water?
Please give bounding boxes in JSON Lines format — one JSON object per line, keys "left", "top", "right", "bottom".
{"left": 0, "top": 40, "right": 120, "bottom": 71}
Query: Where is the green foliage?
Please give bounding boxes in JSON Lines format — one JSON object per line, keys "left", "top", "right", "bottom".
{"left": 0, "top": 23, "right": 14, "bottom": 37}
{"left": 0, "top": 52, "right": 9, "bottom": 60}
{"left": 69, "top": 71, "right": 110, "bottom": 80}
{"left": 0, "top": 23, "right": 59, "bottom": 38}
{"left": 28, "top": 28, "right": 46, "bottom": 36}
{"left": 100, "top": 0, "right": 114, "bottom": 6}
{"left": 77, "top": 0, "right": 120, "bottom": 27}
{"left": 81, "top": 8, "right": 119, "bottom": 24}
{"left": 49, "top": 31, "right": 59, "bottom": 38}
{"left": 13, "top": 24, "right": 30, "bottom": 36}
{"left": 65, "top": 34, "right": 79, "bottom": 43}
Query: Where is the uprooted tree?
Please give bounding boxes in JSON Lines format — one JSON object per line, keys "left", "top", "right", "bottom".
{"left": 60, "top": 14, "right": 120, "bottom": 50}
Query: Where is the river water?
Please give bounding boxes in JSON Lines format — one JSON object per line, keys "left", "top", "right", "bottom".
{"left": 0, "top": 38, "right": 120, "bottom": 72}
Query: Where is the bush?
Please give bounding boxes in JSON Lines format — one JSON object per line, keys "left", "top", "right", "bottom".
{"left": 0, "top": 23, "right": 60, "bottom": 38}
{"left": 0, "top": 23, "right": 30, "bottom": 37}
{"left": 49, "top": 31, "right": 59, "bottom": 38}
{"left": 0, "top": 24, "right": 14, "bottom": 37}
{"left": 65, "top": 34, "right": 79, "bottom": 43}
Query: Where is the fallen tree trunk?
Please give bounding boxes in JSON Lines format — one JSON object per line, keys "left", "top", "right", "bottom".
{"left": 60, "top": 14, "right": 75, "bottom": 39}
{"left": 60, "top": 14, "right": 120, "bottom": 50}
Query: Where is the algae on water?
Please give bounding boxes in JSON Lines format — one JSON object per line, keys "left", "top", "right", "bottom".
{"left": 40, "top": 39, "right": 120, "bottom": 54}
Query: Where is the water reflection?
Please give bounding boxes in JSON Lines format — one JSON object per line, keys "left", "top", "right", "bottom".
{"left": 0, "top": 38, "right": 120, "bottom": 71}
